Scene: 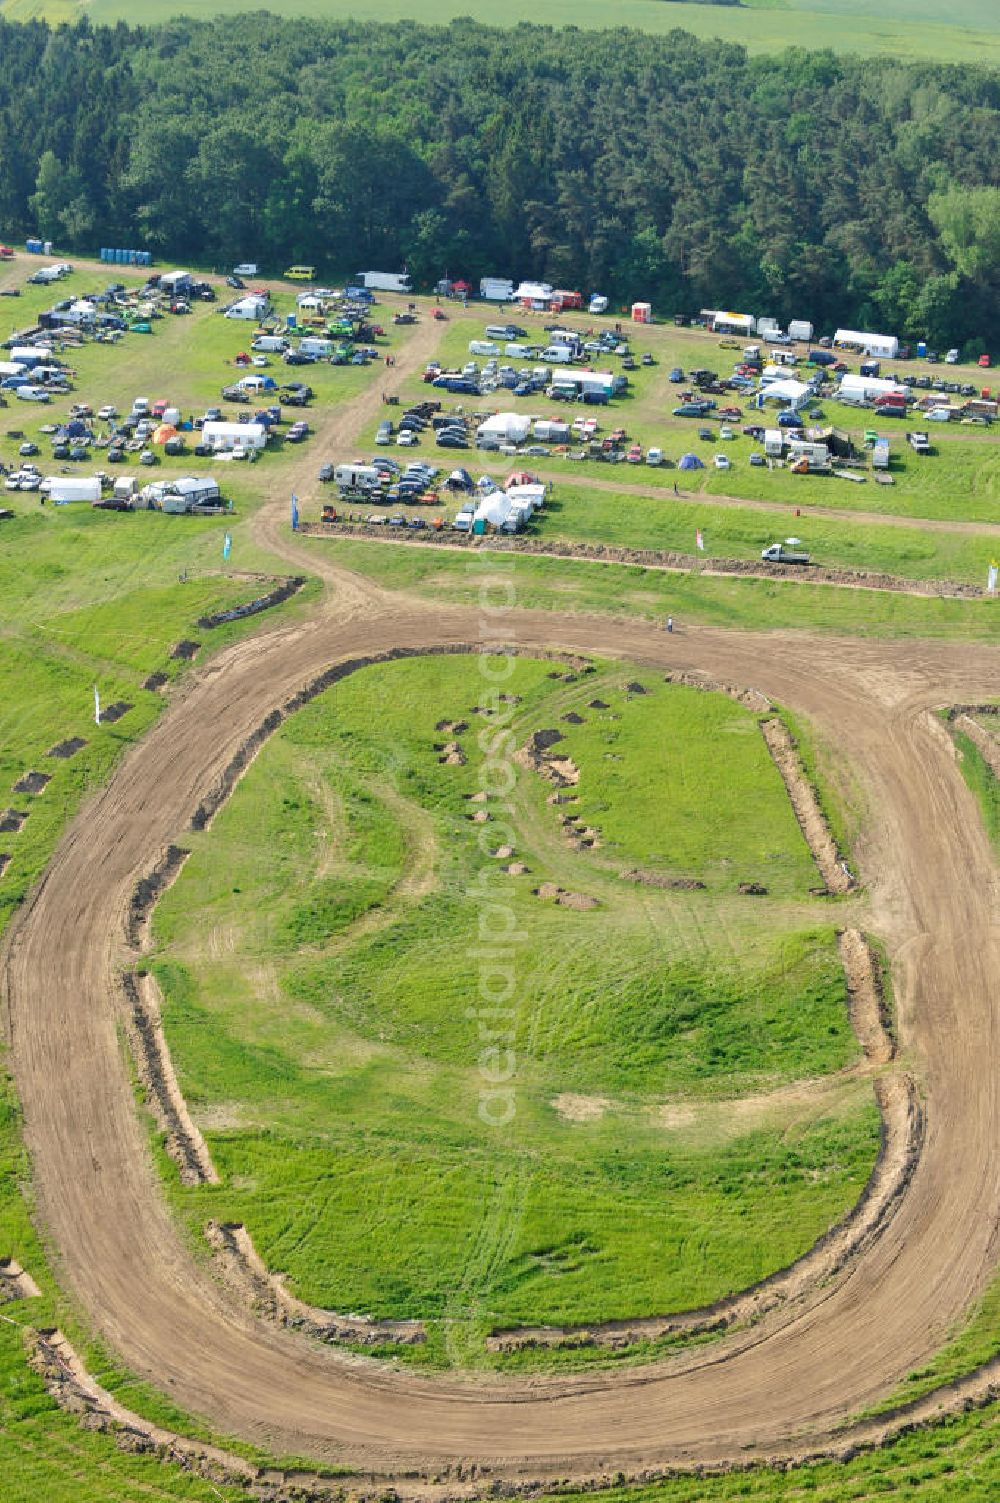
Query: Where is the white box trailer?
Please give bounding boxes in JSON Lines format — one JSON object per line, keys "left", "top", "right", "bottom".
{"left": 356, "top": 271, "right": 412, "bottom": 293}
{"left": 788, "top": 319, "right": 814, "bottom": 342}
{"left": 299, "top": 336, "right": 333, "bottom": 357}
{"left": 480, "top": 277, "right": 514, "bottom": 302}
{"left": 42, "top": 475, "right": 101, "bottom": 503}
{"left": 756, "top": 316, "right": 780, "bottom": 337}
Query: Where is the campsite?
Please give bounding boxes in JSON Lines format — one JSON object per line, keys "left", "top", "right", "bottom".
{"left": 1, "top": 4, "right": 1000, "bottom": 1500}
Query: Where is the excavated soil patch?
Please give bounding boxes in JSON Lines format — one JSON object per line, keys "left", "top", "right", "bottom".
{"left": 0, "top": 1257, "right": 40, "bottom": 1301}
{"left": 0, "top": 809, "right": 27, "bottom": 834}
{"left": 100, "top": 701, "right": 132, "bottom": 725}
{"left": 170, "top": 640, "right": 201, "bottom": 661}
{"left": 12, "top": 771, "right": 49, "bottom": 795}
{"left": 142, "top": 670, "right": 168, "bottom": 693}
{"left": 552, "top": 1094, "right": 611, "bottom": 1122}
{"left": 46, "top": 736, "right": 87, "bottom": 759}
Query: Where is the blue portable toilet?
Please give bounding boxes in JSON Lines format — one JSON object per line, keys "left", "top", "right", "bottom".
{"left": 917, "top": 341, "right": 927, "bottom": 358}
{"left": 286, "top": 312, "right": 297, "bottom": 330}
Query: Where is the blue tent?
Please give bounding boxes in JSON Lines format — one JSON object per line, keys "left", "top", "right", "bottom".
{"left": 678, "top": 452, "right": 704, "bottom": 470}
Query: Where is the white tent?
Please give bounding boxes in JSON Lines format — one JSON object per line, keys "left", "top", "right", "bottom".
{"left": 514, "top": 281, "right": 553, "bottom": 303}
{"left": 476, "top": 412, "right": 531, "bottom": 444}
{"left": 225, "top": 294, "right": 269, "bottom": 320}
{"left": 759, "top": 378, "right": 811, "bottom": 409}
{"left": 834, "top": 329, "right": 899, "bottom": 360}
{"left": 838, "top": 374, "right": 906, "bottom": 405}
{"left": 201, "top": 420, "right": 267, "bottom": 451}
{"left": 475, "top": 492, "right": 513, "bottom": 527}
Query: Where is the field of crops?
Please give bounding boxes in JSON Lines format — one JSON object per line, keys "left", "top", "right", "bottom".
{"left": 3, "top": 0, "right": 999, "bottom": 66}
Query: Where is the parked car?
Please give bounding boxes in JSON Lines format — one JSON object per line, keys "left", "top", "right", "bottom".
{"left": 713, "top": 453, "right": 731, "bottom": 470}
{"left": 397, "top": 430, "right": 418, "bottom": 447}
{"left": 226, "top": 275, "right": 245, "bottom": 290}
{"left": 646, "top": 447, "right": 663, "bottom": 467}
{"left": 376, "top": 420, "right": 394, "bottom": 444}
{"left": 669, "top": 367, "right": 684, "bottom": 382}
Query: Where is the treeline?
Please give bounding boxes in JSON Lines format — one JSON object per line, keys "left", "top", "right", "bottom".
{"left": 2, "top": 15, "right": 1000, "bottom": 346}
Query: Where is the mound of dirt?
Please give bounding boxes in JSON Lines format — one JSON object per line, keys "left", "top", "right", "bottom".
{"left": 505, "top": 862, "right": 528, "bottom": 875}
{"left": 142, "top": 670, "right": 168, "bottom": 693}
{"left": 588, "top": 699, "right": 609, "bottom": 710}
{"left": 170, "top": 640, "right": 201, "bottom": 661}
{"left": 492, "top": 844, "right": 515, "bottom": 859}
{"left": 761, "top": 718, "right": 852, "bottom": 894}
{"left": 626, "top": 681, "right": 648, "bottom": 695}
{"left": 533, "top": 883, "right": 598, "bottom": 909}
{"left": 516, "top": 730, "right": 581, "bottom": 788}
{"left": 436, "top": 718, "right": 468, "bottom": 734}
{"left": 468, "top": 809, "right": 490, "bottom": 823}
{"left": 738, "top": 882, "right": 768, "bottom": 896}
{"left": 0, "top": 809, "right": 27, "bottom": 833}
{"left": 562, "top": 711, "right": 585, "bottom": 725}
{"left": 619, "top": 869, "right": 706, "bottom": 890}
{"left": 437, "top": 740, "right": 466, "bottom": 765}
{"left": 558, "top": 890, "right": 599, "bottom": 910}
{"left": 0, "top": 854, "right": 9, "bottom": 878}
{"left": 664, "top": 669, "right": 773, "bottom": 715}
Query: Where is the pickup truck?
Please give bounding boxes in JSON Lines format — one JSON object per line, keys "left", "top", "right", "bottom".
{"left": 762, "top": 543, "right": 810, "bottom": 565}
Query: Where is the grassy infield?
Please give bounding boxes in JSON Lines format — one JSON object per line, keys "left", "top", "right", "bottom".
{"left": 0, "top": 259, "right": 999, "bottom": 1494}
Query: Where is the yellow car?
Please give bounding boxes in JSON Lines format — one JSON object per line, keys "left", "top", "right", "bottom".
{"left": 284, "top": 265, "right": 316, "bottom": 281}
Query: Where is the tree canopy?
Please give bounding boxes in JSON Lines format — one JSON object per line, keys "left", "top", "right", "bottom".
{"left": 1, "top": 15, "right": 999, "bottom": 344}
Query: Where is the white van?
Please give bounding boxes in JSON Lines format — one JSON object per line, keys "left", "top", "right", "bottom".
{"left": 299, "top": 337, "right": 333, "bottom": 358}
{"left": 505, "top": 343, "right": 532, "bottom": 358}
{"left": 542, "top": 345, "right": 573, "bottom": 363}
{"left": 252, "top": 335, "right": 288, "bottom": 353}
{"left": 468, "top": 340, "right": 499, "bottom": 357}
{"left": 233, "top": 263, "right": 259, "bottom": 276}
{"left": 15, "top": 385, "right": 50, "bottom": 402}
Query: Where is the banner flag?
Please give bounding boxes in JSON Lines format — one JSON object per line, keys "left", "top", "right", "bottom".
{"left": 94, "top": 685, "right": 101, "bottom": 725}
{"left": 222, "top": 531, "right": 232, "bottom": 561}
{"left": 291, "top": 494, "right": 299, "bottom": 531}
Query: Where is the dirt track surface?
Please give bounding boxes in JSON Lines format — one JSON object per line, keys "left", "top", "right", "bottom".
{"left": 5, "top": 302, "right": 1000, "bottom": 1486}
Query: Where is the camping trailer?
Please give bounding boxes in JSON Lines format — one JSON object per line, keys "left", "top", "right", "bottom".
{"left": 356, "top": 271, "right": 412, "bottom": 293}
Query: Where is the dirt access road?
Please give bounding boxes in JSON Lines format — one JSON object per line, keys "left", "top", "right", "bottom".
{"left": 4, "top": 307, "right": 1000, "bottom": 1486}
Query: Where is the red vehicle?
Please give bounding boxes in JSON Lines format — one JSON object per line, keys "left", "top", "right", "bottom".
{"left": 0, "top": 245, "right": 14, "bottom": 260}
{"left": 979, "top": 353, "right": 991, "bottom": 368}
{"left": 551, "top": 290, "right": 584, "bottom": 311}
{"left": 626, "top": 444, "right": 643, "bottom": 463}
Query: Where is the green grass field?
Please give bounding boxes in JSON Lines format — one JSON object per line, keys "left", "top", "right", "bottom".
{"left": 1, "top": 246, "right": 1000, "bottom": 1489}
{"left": 3, "top": 0, "right": 1000, "bottom": 66}
{"left": 150, "top": 653, "right": 878, "bottom": 1362}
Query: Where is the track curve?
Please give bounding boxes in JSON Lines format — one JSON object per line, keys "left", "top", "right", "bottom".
{"left": 4, "top": 552, "right": 1000, "bottom": 1481}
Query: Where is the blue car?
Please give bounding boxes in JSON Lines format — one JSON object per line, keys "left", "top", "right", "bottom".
{"left": 777, "top": 410, "right": 804, "bottom": 428}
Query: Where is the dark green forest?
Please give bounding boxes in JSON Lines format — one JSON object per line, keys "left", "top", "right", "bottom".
{"left": 4, "top": 15, "right": 1000, "bottom": 345}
